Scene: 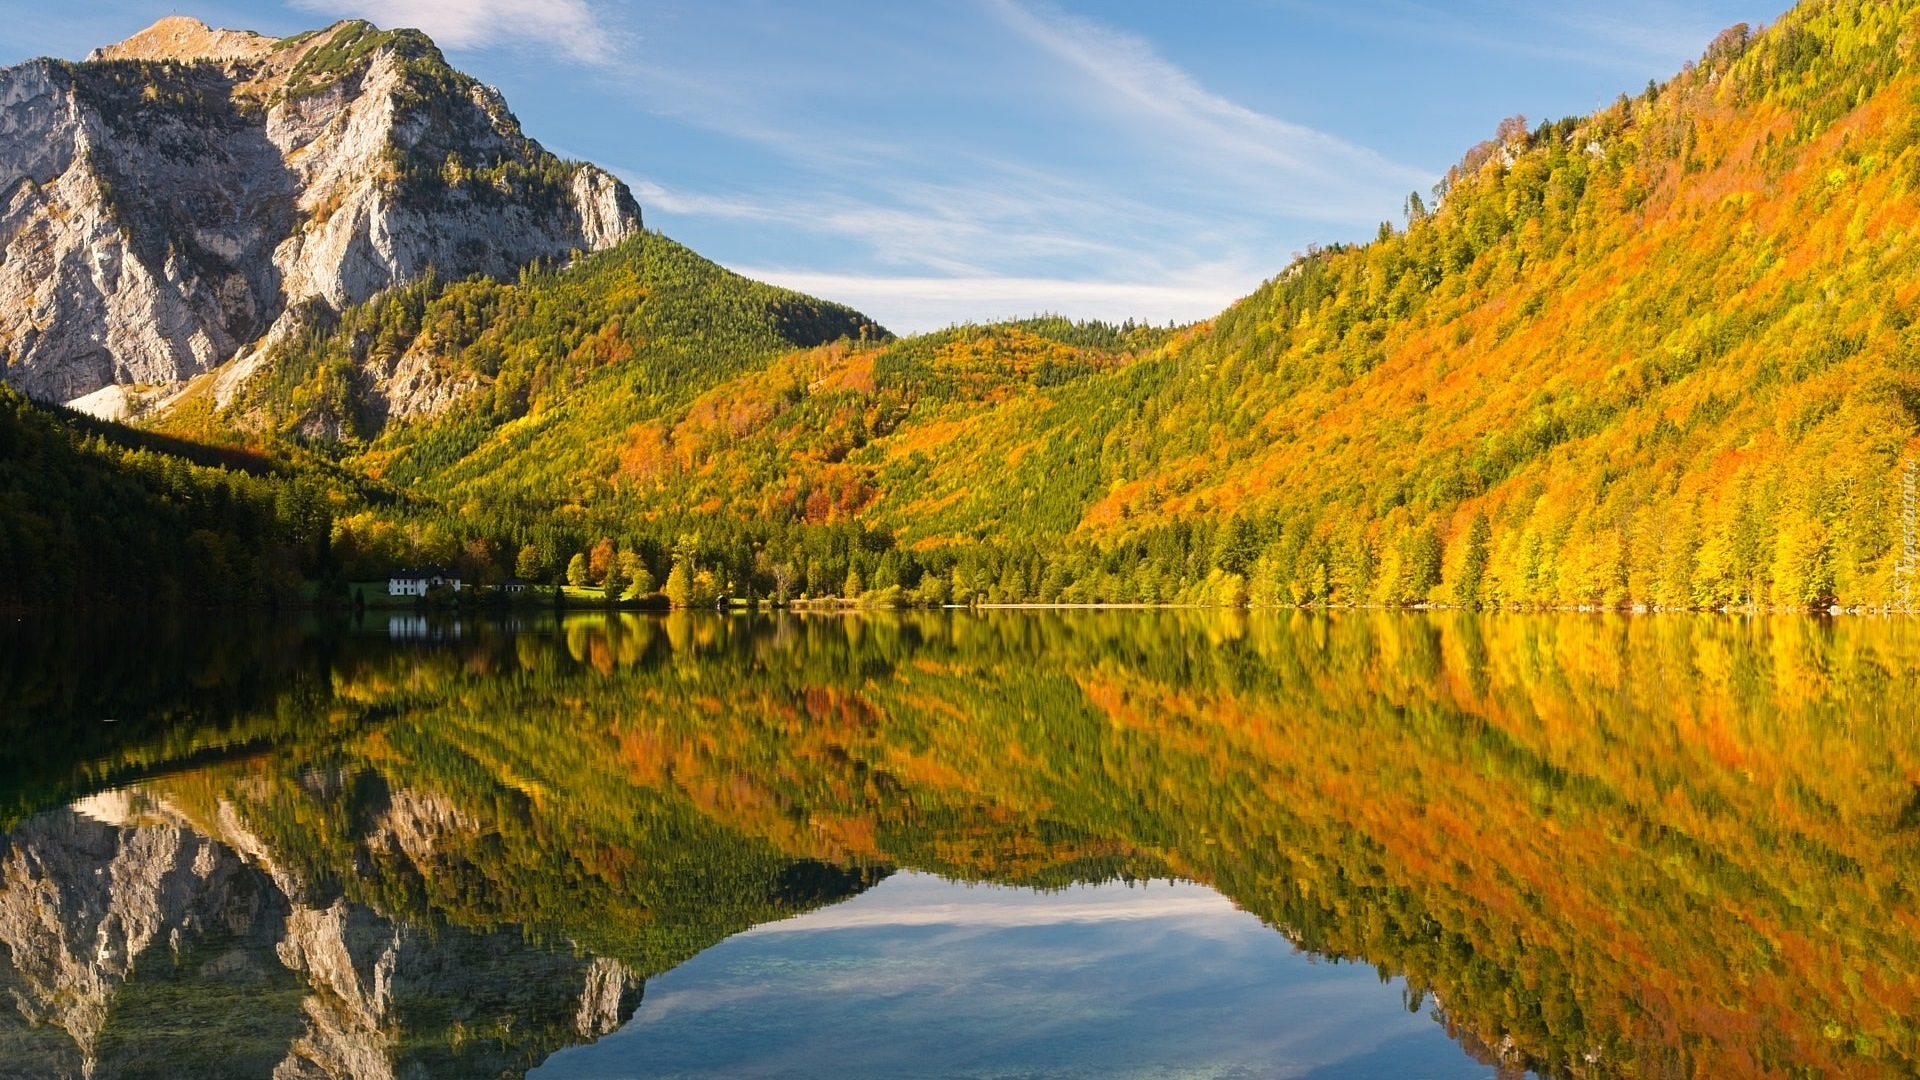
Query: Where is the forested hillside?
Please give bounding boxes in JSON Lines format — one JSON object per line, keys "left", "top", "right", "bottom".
{"left": 133, "top": 0, "right": 1920, "bottom": 611}
{"left": 0, "top": 387, "right": 336, "bottom": 608}
{"left": 1047, "top": 3, "right": 1920, "bottom": 611}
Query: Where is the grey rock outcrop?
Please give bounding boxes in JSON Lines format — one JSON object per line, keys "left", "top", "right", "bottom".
{"left": 0, "top": 16, "right": 642, "bottom": 407}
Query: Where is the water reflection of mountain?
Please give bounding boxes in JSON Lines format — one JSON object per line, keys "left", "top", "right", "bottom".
{"left": 0, "top": 777, "right": 876, "bottom": 1079}
{"left": 0, "top": 795, "right": 645, "bottom": 1079}
{"left": 1, "top": 611, "right": 1918, "bottom": 1078}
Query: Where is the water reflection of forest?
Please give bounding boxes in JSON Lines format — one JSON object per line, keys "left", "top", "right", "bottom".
{"left": 2, "top": 610, "right": 1917, "bottom": 1077}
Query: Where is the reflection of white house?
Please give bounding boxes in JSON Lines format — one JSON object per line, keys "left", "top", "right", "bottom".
{"left": 387, "top": 566, "right": 463, "bottom": 597}
{"left": 388, "top": 615, "right": 463, "bottom": 641}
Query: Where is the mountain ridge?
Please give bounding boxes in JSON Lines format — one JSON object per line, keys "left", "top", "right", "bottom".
{"left": 13, "top": 2, "right": 1920, "bottom": 613}
{"left": 0, "top": 16, "right": 643, "bottom": 413}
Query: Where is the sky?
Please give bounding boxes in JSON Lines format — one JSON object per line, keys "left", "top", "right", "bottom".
{"left": 3, "top": 1, "right": 1793, "bottom": 333}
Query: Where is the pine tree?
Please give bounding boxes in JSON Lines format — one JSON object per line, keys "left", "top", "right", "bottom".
{"left": 1456, "top": 512, "right": 1492, "bottom": 608}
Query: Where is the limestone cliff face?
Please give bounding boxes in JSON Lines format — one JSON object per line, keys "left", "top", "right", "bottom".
{"left": 0, "top": 789, "right": 642, "bottom": 1080}
{"left": 0, "top": 17, "right": 642, "bottom": 407}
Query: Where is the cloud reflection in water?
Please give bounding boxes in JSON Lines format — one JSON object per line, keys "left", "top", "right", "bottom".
{"left": 534, "top": 872, "right": 1491, "bottom": 1080}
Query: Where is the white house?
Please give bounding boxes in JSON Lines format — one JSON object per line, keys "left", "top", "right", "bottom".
{"left": 388, "top": 566, "right": 463, "bottom": 597}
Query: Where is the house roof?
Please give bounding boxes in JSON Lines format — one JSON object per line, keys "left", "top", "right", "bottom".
{"left": 390, "top": 565, "right": 459, "bottom": 579}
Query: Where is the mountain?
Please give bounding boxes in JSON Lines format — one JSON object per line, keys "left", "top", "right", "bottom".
{"left": 190, "top": 229, "right": 884, "bottom": 445}
{"left": 0, "top": 17, "right": 883, "bottom": 611}
{"left": 10, "top": 3, "right": 1920, "bottom": 613}
{"left": 0, "top": 17, "right": 641, "bottom": 412}
{"left": 238, "top": 0, "right": 1915, "bottom": 612}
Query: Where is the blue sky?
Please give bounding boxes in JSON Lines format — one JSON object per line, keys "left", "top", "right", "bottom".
{"left": 5, "top": 1, "right": 1791, "bottom": 332}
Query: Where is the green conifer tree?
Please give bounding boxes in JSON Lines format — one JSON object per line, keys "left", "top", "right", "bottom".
{"left": 1456, "top": 512, "right": 1492, "bottom": 608}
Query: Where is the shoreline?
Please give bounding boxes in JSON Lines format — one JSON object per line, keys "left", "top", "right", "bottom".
{"left": 8, "top": 599, "right": 1912, "bottom": 619}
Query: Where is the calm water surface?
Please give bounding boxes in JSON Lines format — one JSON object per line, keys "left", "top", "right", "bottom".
{"left": 536, "top": 873, "right": 1479, "bottom": 1080}
{"left": 0, "top": 610, "right": 1915, "bottom": 1078}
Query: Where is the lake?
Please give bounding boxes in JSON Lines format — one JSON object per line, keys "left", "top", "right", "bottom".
{"left": 0, "top": 609, "right": 1914, "bottom": 1078}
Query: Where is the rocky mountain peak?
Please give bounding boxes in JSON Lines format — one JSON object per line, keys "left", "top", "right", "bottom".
{"left": 0, "top": 16, "right": 643, "bottom": 413}
{"left": 86, "top": 15, "right": 279, "bottom": 65}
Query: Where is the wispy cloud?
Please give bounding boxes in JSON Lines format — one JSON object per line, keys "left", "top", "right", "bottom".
{"left": 1537, "top": 3, "right": 1748, "bottom": 67}
{"left": 734, "top": 269, "right": 1260, "bottom": 332}
{"left": 744, "top": 873, "right": 1244, "bottom": 935}
{"left": 605, "top": 1, "right": 1430, "bottom": 298}
{"left": 627, "top": 172, "right": 1275, "bottom": 329}
{"left": 627, "top": 174, "right": 1181, "bottom": 278}
{"left": 981, "top": 0, "right": 1430, "bottom": 221}
{"left": 1266, "top": 0, "right": 1739, "bottom": 79}
{"left": 747, "top": 892, "right": 1240, "bottom": 934}
{"left": 287, "top": 0, "right": 616, "bottom": 63}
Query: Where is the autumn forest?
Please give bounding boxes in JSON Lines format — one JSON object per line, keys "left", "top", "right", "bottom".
{"left": 7, "top": 2, "right": 1920, "bottom": 616}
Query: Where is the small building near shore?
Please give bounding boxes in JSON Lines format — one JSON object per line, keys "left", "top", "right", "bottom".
{"left": 388, "top": 566, "right": 463, "bottom": 597}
